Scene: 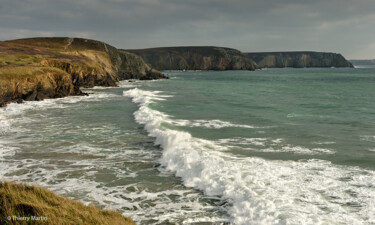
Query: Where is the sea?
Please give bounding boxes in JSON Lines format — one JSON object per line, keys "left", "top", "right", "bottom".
{"left": 1, "top": 67, "right": 375, "bottom": 225}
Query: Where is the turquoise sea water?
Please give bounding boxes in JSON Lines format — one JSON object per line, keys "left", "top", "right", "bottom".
{"left": 1, "top": 68, "right": 375, "bottom": 224}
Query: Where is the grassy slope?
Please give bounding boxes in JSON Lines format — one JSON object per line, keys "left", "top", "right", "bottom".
{"left": 0, "top": 181, "right": 135, "bottom": 225}
{"left": 0, "top": 38, "right": 116, "bottom": 78}
{"left": 0, "top": 37, "right": 160, "bottom": 106}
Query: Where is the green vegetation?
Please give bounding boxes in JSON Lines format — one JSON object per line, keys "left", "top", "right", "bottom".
{"left": 0, "top": 67, "right": 64, "bottom": 79}
{"left": 0, "top": 181, "right": 135, "bottom": 225}
{"left": 7, "top": 38, "right": 70, "bottom": 51}
{"left": 0, "top": 54, "right": 43, "bottom": 67}
{"left": 8, "top": 37, "right": 116, "bottom": 52}
{"left": 0, "top": 37, "right": 165, "bottom": 107}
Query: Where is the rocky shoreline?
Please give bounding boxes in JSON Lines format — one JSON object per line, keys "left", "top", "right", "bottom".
{"left": 0, "top": 38, "right": 354, "bottom": 107}
{"left": 0, "top": 37, "right": 167, "bottom": 107}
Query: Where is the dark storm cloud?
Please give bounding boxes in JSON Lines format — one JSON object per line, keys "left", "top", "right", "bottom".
{"left": 1, "top": 0, "right": 375, "bottom": 58}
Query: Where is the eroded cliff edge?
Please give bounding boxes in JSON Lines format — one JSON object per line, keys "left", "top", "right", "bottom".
{"left": 127, "top": 46, "right": 257, "bottom": 71}
{"left": 0, "top": 37, "right": 166, "bottom": 107}
{"left": 245, "top": 51, "right": 354, "bottom": 68}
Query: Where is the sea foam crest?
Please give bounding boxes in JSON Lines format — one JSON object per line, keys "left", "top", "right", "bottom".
{"left": 171, "top": 119, "right": 258, "bottom": 129}
{"left": 123, "top": 88, "right": 375, "bottom": 225}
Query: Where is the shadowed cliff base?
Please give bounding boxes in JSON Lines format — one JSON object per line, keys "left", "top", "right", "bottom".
{"left": 0, "top": 181, "right": 135, "bottom": 225}
{"left": 0, "top": 37, "right": 166, "bottom": 107}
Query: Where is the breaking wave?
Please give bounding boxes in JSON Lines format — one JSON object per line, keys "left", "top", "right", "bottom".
{"left": 123, "top": 87, "right": 375, "bottom": 225}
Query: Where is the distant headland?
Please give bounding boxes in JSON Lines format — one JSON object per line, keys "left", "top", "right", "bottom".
{"left": 349, "top": 59, "right": 375, "bottom": 66}
{"left": 245, "top": 51, "right": 353, "bottom": 68}
{"left": 0, "top": 37, "right": 353, "bottom": 107}
{"left": 127, "top": 47, "right": 353, "bottom": 70}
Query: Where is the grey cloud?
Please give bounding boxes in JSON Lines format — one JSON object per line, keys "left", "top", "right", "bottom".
{"left": 0, "top": 0, "right": 374, "bottom": 58}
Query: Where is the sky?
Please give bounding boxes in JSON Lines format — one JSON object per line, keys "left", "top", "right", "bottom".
{"left": 1, "top": 0, "right": 375, "bottom": 59}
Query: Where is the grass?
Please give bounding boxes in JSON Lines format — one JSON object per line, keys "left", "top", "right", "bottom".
{"left": 6, "top": 38, "right": 69, "bottom": 51}
{"left": 0, "top": 38, "right": 118, "bottom": 80}
{"left": 0, "top": 66, "right": 64, "bottom": 79}
{"left": 0, "top": 54, "right": 43, "bottom": 67}
{"left": 6, "top": 37, "right": 115, "bottom": 53}
{"left": 0, "top": 181, "right": 135, "bottom": 225}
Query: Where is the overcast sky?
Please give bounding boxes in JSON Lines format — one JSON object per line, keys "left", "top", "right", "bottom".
{"left": 1, "top": 0, "right": 374, "bottom": 59}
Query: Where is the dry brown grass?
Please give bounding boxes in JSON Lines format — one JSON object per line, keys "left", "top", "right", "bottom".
{"left": 0, "top": 66, "right": 64, "bottom": 79}
{"left": 0, "top": 181, "right": 135, "bottom": 225}
{"left": 0, "top": 54, "right": 43, "bottom": 67}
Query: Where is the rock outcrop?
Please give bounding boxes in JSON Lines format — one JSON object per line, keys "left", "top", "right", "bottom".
{"left": 0, "top": 68, "right": 81, "bottom": 107}
{"left": 245, "top": 51, "right": 353, "bottom": 68}
{"left": 0, "top": 37, "right": 166, "bottom": 106}
{"left": 127, "top": 46, "right": 257, "bottom": 71}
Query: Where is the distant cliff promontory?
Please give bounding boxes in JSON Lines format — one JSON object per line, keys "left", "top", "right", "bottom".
{"left": 127, "top": 46, "right": 257, "bottom": 71}
{"left": 128, "top": 47, "right": 353, "bottom": 70}
{"left": 0, "top": 37, "right": 166, "bottom": 107}
{"left": 349, "top": 59, "right": 375, "bottom": 66}
{"left": 245, "top": 51, "right": 353, "bottom": 68}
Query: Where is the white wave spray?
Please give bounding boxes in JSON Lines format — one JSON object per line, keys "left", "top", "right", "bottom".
{"left": 124, "top": 88, "right": 375, "bottom": 225}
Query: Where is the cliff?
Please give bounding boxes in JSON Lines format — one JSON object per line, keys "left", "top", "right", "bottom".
{"left": 0, "top": 37, "right": 166, "bottom": 106}
{"left": 127, "top": 47, "right": 353, "bottom": 70}
{"left": 127, "top": 46, "right": 257, "bottom": 71}
{"left": 349, "top": 59, "right": 375, "bottom": 66}
{"left": 245, "top": 51, "right": 353, "bottom": 68}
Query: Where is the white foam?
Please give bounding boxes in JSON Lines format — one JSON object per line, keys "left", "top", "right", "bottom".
{"left": 265, "top": 145, "right": 336, "bottom": 155}
{"left": 312, "top": 141, "right": 336, "bottom": 145}
{"left": 360, "top": 135, "right": 375, "bottom": 142}
{"left": 173, "top": 119, "right": 258, "bottom": 129}
{"left": 0, "top": 114, "right": 12, "bottom": 135}
{"left": 124, "top": 87, "right": 375, "bottom": 225}
{"left": 0, "top": 140, "right": 18, "bottom": 158}
{"left": 0, "top": 92, "right": 117, "bottom": 116}
{"left": 0, "top": 92, "right": 116, "bottom": 137}
{"left": 0, "top": 93, "right": 116, "bottom": 116}
{"left": 0, "top": 91, "right": 118, "bottom": 169}
{"left": 118, "top": 80, "right": 140, "bottom": 88}
{"left": 217, "top": 138, "right": 334, "bottom": 155}
{"left": 217, "top": 137, "right": 274, "bottom": 147}
{"left": 1, "top": 87, "right": 229, "bottom": 224}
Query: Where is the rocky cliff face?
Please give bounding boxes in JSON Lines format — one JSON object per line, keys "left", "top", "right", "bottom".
{"left": 118, "top": 50, "right": 163, "bottom": 79}
{"left": 0, "top": 37, "right": 166, "bottom": 106}
{"left": 0, "top": 68, "right": 81, "bottom": 107}
{"left": 127, "top": 46, "right": 257, "bottom": 71}
{"left": 245, "top": 52, "right": 353, "bottom": 68}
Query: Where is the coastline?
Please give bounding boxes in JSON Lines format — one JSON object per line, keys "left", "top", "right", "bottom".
{"left": 0, "top": 37, "right": 167, "bottom": 108}
{"left": 0, "top": 37, "right": 363, "bottom": 224}
{"left": 2, "top": 68, "right": 375, "bottom": 223}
